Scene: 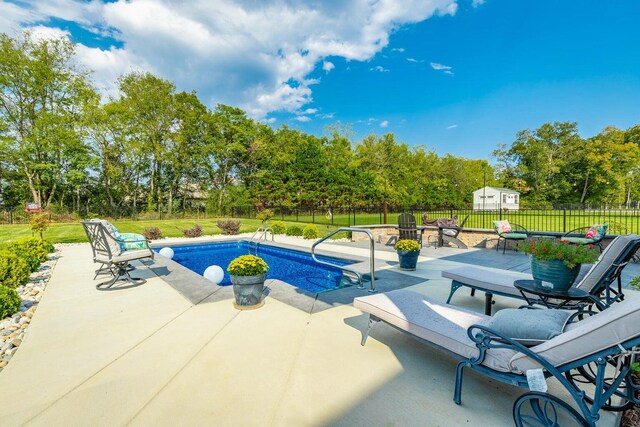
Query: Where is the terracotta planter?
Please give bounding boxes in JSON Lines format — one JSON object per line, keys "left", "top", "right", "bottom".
{"left": 397, "top": 250, "right": 420, "bottom": 271}
{"left": 530, "top": 257, "right": 581, "bottom": 292}
{"left": 230, "top": 273, "right": 266, "bottom": 309}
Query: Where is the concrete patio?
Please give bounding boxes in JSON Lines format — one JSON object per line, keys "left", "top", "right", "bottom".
{"left": 0, "top": 235, "right": 633, "bottom": 426}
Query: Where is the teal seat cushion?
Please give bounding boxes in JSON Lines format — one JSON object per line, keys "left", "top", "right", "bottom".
{"left": 502, "top": 232, "right": 527, "bottom": 240}
{"left": 564, "top": 237, "right": 595, "bottom": 245}
{"left": 115, "top": 232, "right": 147, "bottom": 251}
{"left": 485, "top": 308, "right": 572, "bottom": 346}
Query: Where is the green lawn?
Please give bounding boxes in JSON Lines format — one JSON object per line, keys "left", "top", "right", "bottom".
{"left": 0, "top": 219, "right": 341, "bottom": 245}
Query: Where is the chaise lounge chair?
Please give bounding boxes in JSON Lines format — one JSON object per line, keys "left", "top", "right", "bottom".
{"left": 81, "top": 220, "right": 154, "bottom": 288}
{"left": 354, "top": 289, "right": 640, "bottom": 426}
{"left": 441, "top": 234, "right": 640, "bottom": 315}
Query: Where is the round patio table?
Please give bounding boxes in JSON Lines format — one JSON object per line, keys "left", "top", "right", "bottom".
{"left": 514, "top": 279, "right": 593, "bottom": 310}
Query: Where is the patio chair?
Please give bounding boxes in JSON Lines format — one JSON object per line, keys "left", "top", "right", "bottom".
{"left": 398, "top": 213, "right": 422, "bottom": 246}
{"left": 561, "top": 224, "right": 608, "bottom": 252}
{"left": 354, "top": 289, "right": 640, "bottom": 426}
{"left": 81, "top": 220, "right": 154, "bottom": 288}
{"left": 494, "top": 219, "right": 528, "bottom": 254}
{"left": 441, "top": 234, "right": 640, "bottom": 314}
{"left": 437, "top": 215, "right": 469, "bottom": 249}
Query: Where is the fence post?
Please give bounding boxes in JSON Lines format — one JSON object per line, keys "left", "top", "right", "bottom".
{"left": 9, "top": 210, "right": 12, "bottom": 225}
{"left": 353, "top": 208, "right": 356, "bottom": 226}
{"left": 563, "top": 209, "right": 567, "bottom": 233}
{"left": 296, "top": 208, "right": 299, "bottom": 222}
{"left": 348, "top": 207, "right": 351, "bottom": 227}
{"left": 312, "top": 206, "right": 315, "bottom": 224}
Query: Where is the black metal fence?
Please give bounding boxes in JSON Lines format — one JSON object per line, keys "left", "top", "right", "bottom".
{"left": 231, "top": 206, "right": 640, "bottom": 235}
{"left": 4, "top": 205, "right": 640, "bottom": 234}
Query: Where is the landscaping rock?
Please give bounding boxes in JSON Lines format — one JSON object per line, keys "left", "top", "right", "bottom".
{"left": 0, "top": 248, "right": 59, "bottom": 371}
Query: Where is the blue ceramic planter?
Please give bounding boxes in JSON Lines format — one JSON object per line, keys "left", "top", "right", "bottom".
{"left": 397, "top": 250, "right": 420, "bottom": 271}
{"left": 530, "top": 257, "right": 581, "bottom": 291}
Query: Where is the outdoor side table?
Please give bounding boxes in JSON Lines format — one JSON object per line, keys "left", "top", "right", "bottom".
{"left": 513, "top": 280, "right": 593, "bottom": 310}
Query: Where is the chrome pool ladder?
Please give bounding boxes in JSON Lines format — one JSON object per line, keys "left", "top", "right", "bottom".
{"left": 248, "top": 226, "right": 274, "bottom": 255}
{"left": 311, "top": 227, "right": 376, "bottom": 293}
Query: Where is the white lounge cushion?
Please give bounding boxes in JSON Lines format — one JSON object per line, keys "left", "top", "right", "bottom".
{"left": 510, "top": 293, "right": 640, "bottom": 372}
{"left": 441, "top": 266, "right": 530, "bottom": 297}
{"left": 354, "top": 290, "right": 518, "bottom": 372}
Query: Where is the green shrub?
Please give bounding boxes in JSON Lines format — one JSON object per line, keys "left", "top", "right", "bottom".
{"left": 7, "top": 237, "right": 49, "bottom": 272}
{"left": 271, "top": 221, "right": 287, "bottom": 234}
{"left": 302, "top": 224, "right": 319, "bottom": 239}
{"left": 43, "top": 240, "right": 55, "bottom": 253}
{"left": 0, "top": 250, "right": 31, "bottom": 288}
{"left": 286, "top": 225, "right": 303, "bottom": 237}
{"left": 0, "top": 286, "right": 21, "bottom": 319}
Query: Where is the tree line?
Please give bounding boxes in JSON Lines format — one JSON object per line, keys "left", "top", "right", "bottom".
{"left": 1, "top": 32, "right": 639, "bottom": 217}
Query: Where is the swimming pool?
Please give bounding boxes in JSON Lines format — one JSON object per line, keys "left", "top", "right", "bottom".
{"left": 162, "top": 241, "right": 354, "bottom": 293}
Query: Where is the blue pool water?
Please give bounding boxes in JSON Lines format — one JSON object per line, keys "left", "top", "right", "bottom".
{"left": 162, "top": 241, "right": 354, "bottom": 293}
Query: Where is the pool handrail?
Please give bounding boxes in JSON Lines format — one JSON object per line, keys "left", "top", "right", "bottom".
{"left": 248, "top": 226, "right": 274, "bottom": 255}
{"left": 311, "top": 228, "right": 376, "bottom": 293}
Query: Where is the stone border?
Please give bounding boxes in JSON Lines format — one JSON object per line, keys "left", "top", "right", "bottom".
{"left": 0, "top": 248, "right": 60, "bottom": 372}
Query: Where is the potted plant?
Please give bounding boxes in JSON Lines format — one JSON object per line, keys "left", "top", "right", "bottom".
{"left": 227, "top": 255, "right": 269, "bottom": 309}
{"left": 518, "top": 239, "right": 599, "bottom": 291}
{"left": 395, "top": 239, "right": 421, "bottom": 271}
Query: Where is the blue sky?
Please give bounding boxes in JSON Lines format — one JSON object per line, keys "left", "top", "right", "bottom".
{"left": 2, "top": 0, "right": 639, "bottom": 159}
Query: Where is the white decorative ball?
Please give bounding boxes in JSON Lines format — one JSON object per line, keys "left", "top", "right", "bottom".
{"left": 204, "top": 265, "right": 224, "bottom": 284}
{"left": 159, "top": 247, "right": 174, "bottom": 259}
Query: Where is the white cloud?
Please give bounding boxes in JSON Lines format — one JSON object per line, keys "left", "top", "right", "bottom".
{"left": 322, "top": 61, "right": 335, "bottom": 73}
{"left": 391, "top": 47, "right": 405, "bottom": 52}
{"left": 406, "top": 57, "right": 422, "bottom": 63}
{"left": 317, "top": 112, "right": 335, "bottom": 119}
{"left": 472, "top": 0, "right": 486, "bottom": 7}
{"left": 302, "top": 108, "right": 318, "bottom": 114}
{"left": 2, "top": 0, "right": 459, "bottom": 118}
{"left": 430, "top": 62, "right": 454, "bottom": 75}
{"left": 370, "top": 65, "right": 389, "bottom": 72}
{"left": 447, "top": 124, "right": 458, "bottom": 129}
{"left": 296, "top": 115, "right": 311, "bottom": 122}
{"left": 380, "top": 120, "right": 389, "bottom": 128}
{"left": 266, "top": 117, "right": 277, "bottom": 124}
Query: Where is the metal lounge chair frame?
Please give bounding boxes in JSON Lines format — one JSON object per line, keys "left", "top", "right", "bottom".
{"left": 355, "top": 289, "right": 640, "bottom": 426}
{"left": 81, "top": 220, "right": 154, "bottom": 288}
{"left": 442, "top": 234, "right": 640, "bottom": 315}
{"left": 397, "top": 213, "right": 422, "bottom": 246}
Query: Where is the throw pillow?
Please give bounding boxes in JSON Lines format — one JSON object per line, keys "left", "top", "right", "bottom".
{"left": 494, "top": 219, "right": 512, "bottom": 234}
{"left": 484, "top": 308, "right": 572, "bottom": 347}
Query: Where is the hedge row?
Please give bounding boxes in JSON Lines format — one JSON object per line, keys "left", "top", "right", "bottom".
{"left": 0, "top": 237, "right": 54, "bottom": 319}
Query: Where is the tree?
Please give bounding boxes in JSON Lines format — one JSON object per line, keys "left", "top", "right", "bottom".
{"left": 0, "top": 32, "right": 97, "bottom": 208}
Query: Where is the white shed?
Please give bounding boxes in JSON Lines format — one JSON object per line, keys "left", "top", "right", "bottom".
{"left": 473, "top": 186, "right": 520, "bottom": 211}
